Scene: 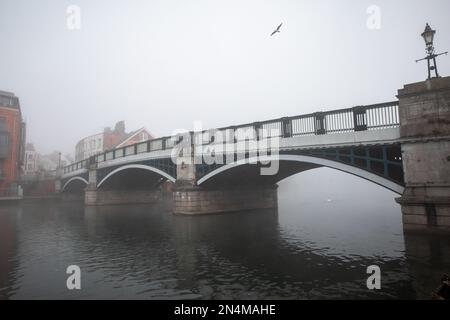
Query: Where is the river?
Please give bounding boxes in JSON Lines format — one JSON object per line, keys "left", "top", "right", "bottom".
{"left": 1, "top": 168, "right": 449, "bottom": 299}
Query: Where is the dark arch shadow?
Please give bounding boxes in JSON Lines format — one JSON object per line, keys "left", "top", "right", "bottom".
{"left": 61, "top": 177, "right": 88, "bottom": 193}
{"left": 197, "top": 155, "right": 404, "bottom": 194}
{"left": 97, "top": 166, "right": 172, "bottom": 191}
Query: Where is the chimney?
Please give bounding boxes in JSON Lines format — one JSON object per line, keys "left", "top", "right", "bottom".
{"left": 114, "top": 121, "right": 125, "bottom": 135}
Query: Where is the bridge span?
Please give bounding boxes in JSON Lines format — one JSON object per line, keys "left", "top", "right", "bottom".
{"left": 58, "top": 77, "right": 450, "bottom": 233}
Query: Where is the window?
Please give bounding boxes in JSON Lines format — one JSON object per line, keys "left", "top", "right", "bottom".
{"left": 0, "top": 134, "right": 8, "bottom": 153}
{"left": 0, "top": 117, "right": 7, "bottom": 132}
{"left": 0, "top": 96, "right": 10, "bottom": 107}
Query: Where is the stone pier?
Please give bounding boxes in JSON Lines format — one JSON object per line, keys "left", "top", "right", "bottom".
{"left": 83, "top": 165, "right": 163, "bottom": 206}
{"left": 396, "top": 76, "right": 450, "bottom": 232}
{"left": 173, "top": 133, "right": 278, "bottom": 215}
{"left": 173, "top": 185, "right": 278, "bottom": 215}
{"left": 85, "top": 189, "right": 162, "bottom": 206}
{"left": 84, "top": 166, "right": 98, "bottom": 205}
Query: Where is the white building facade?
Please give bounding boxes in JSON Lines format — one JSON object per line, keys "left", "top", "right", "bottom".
{"left": 75, "top": 132, "right": 103, "bottom": 161}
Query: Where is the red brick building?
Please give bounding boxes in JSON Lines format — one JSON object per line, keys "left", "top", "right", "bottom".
{"left": 0, "top": 91, "right": 26, "bottom": 196}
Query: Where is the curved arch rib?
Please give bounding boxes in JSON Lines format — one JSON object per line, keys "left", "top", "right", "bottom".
{"left": 197, "top": 154, "right": 404, "bottom": 195}
{"left": 96, "top": 164, "right": 176, "bottom": 188}
{"left": 61, "top": 176, "right": 88, "bottom": 192}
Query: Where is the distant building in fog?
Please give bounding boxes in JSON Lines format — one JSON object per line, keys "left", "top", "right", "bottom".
{"left": 75, "top": 121, "right": 153, "bottom": 161}
{"left": 22, "top": 144, "right": 70, "bottom": 179}
{"left": 38, "top": 151, "right": 67, "bottom": 171}
{"left": 0, "top": 90, "right": 26, "bottom": 195}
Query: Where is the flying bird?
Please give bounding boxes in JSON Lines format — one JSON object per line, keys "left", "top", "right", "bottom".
{"left": 270, "top": 23, "right": 283, "bottom": 36}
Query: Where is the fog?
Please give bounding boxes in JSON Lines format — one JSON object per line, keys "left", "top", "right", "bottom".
{"left": 0, "top": 0, "right": 449, "bottom": 156}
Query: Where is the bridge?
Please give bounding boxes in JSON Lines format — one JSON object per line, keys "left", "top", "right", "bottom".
{"left": 58, "top": 77, "right": 450, "bottom": 233}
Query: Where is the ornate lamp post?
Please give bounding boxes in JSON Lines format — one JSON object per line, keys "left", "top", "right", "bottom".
{"left": 416, "top": 23, "right": 448, "bottom": 79}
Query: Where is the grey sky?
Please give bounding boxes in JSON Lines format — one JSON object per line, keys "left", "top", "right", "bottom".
{"left": 1, "top": 0, "right": 449, "bottom": 155}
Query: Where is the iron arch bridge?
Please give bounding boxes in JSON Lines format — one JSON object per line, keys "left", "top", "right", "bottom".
{"left": 60, "top": 101, "right": 404, "bottom": 194}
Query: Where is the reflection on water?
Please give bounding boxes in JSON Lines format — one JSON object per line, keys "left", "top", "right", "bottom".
{"left": 0, "top": 169, "right": 449, "bottom": 299}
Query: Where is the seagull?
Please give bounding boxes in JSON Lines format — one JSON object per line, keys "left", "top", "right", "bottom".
{"left": 270, "top": 23, "right": 283, "bottom": 36}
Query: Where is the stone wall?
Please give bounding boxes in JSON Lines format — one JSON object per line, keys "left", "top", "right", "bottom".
{"left": 396, "top": 77, "right": 450, "bottom": 232}
{"left": 398, "top": 78, "right": 450, "bottom": 138}
{"left": 22, "top": 179, "right": 57, "bottom": 197}
{"left": 61, "top": 193, "right": 84, "bottom": 202}
{"left": 85, "top": 189, "right": 162, "bottom": 206}
{"left": 173, "top": 185, "right": 278, "bottom": 215}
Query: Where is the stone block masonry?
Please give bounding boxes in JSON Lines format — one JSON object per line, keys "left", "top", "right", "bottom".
{"left": 173, "top": 185, "right": 278, "bottom": 215}
{"left": 85, "top": 189, "right": 163, "bottom": 206}
{"left": 396, "top": 76, "right": 450, "bottom": 233}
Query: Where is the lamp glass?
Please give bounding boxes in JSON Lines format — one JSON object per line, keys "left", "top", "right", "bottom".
{"left": 421, "top": 25, "right": 435, "bottom": 46}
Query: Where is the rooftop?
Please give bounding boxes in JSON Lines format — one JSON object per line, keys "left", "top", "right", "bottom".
{"left": 0, "top": 90, "right": 20, "bottom": 109}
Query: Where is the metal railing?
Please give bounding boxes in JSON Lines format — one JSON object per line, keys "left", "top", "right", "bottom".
{"left": 62, "top": 135, "right": 175, "bottom": 174}
{"left": 62, "top": 101, "right": 399, "bottom": 174}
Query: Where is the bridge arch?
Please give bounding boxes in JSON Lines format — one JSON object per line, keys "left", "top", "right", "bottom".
{"left": 197, "top": 154, "right": 404, "bottom": 194}
{"left": 97, "top": 164, "right": 176, "bottom": 189}
{"left": 61, "top": 176, "right": 88, "bottom": 192}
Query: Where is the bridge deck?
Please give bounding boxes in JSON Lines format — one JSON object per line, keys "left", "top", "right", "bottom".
{"left": 61, "top": 101, "right": 401, "bottom": 180}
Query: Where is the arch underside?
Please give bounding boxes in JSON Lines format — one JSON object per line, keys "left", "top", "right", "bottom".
{"left": 96, "top": 164, "right": 176, "bottom": 190}
{"left": 197, "top": 154, "right": 404, "bottom": 194}
{"left": 61, "top": 176, "right": 88, "bottom": 193}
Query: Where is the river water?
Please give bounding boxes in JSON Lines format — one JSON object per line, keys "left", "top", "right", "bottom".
{"left": 1, "top": 168, "right": 449, "bottom": 299}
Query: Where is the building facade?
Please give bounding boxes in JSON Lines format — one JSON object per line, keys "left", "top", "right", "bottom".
{"left": 22, "top": 146, "right": 69, "bottom": 182}
{"left": 75, "top": 132, "right": 104, "bottom": 161}
{"left": 75, "top": 121, "right": 153, "bottom": 161}
{"left": 0, "top": 91, "right": 26, "bottom": 196}
{"left": 75, "top": 121, "right": 127, "bottom": 161}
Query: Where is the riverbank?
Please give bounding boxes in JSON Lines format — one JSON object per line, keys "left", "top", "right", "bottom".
{"left": 0, "top": 195, "right": 60, "bottom": 204}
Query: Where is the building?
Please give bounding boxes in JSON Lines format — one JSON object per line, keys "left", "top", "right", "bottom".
{"left": 23, "top": 143, "right": 38, "bottom": 175}
{"left": 0, "top": 91, "right": 26, "bottom": 196}
{"left": 23, "top": 145, "right": 70, "bottom": 176}
{"left": 75, "top": 121, "right": 153, "bottom": 161}
{"left": 115, "top": 127, "right": 153, "bottom": 148}
{"left": 75, "top": 121, "right": 126, "bottom": 161}
{"left": 20, "top": 144, "right": 70, "bottom": 200}
{"left": 38, "top": 151, "right": 69, "bottom": 172}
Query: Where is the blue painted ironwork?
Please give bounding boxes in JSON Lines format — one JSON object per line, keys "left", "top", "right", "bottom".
{"left": 195, "top": 144, "right": 404, "bottom": 186}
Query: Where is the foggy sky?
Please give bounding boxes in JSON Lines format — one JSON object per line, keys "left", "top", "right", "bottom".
{"left": 1, "top": 0, "right": 449, "bottom": 156}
